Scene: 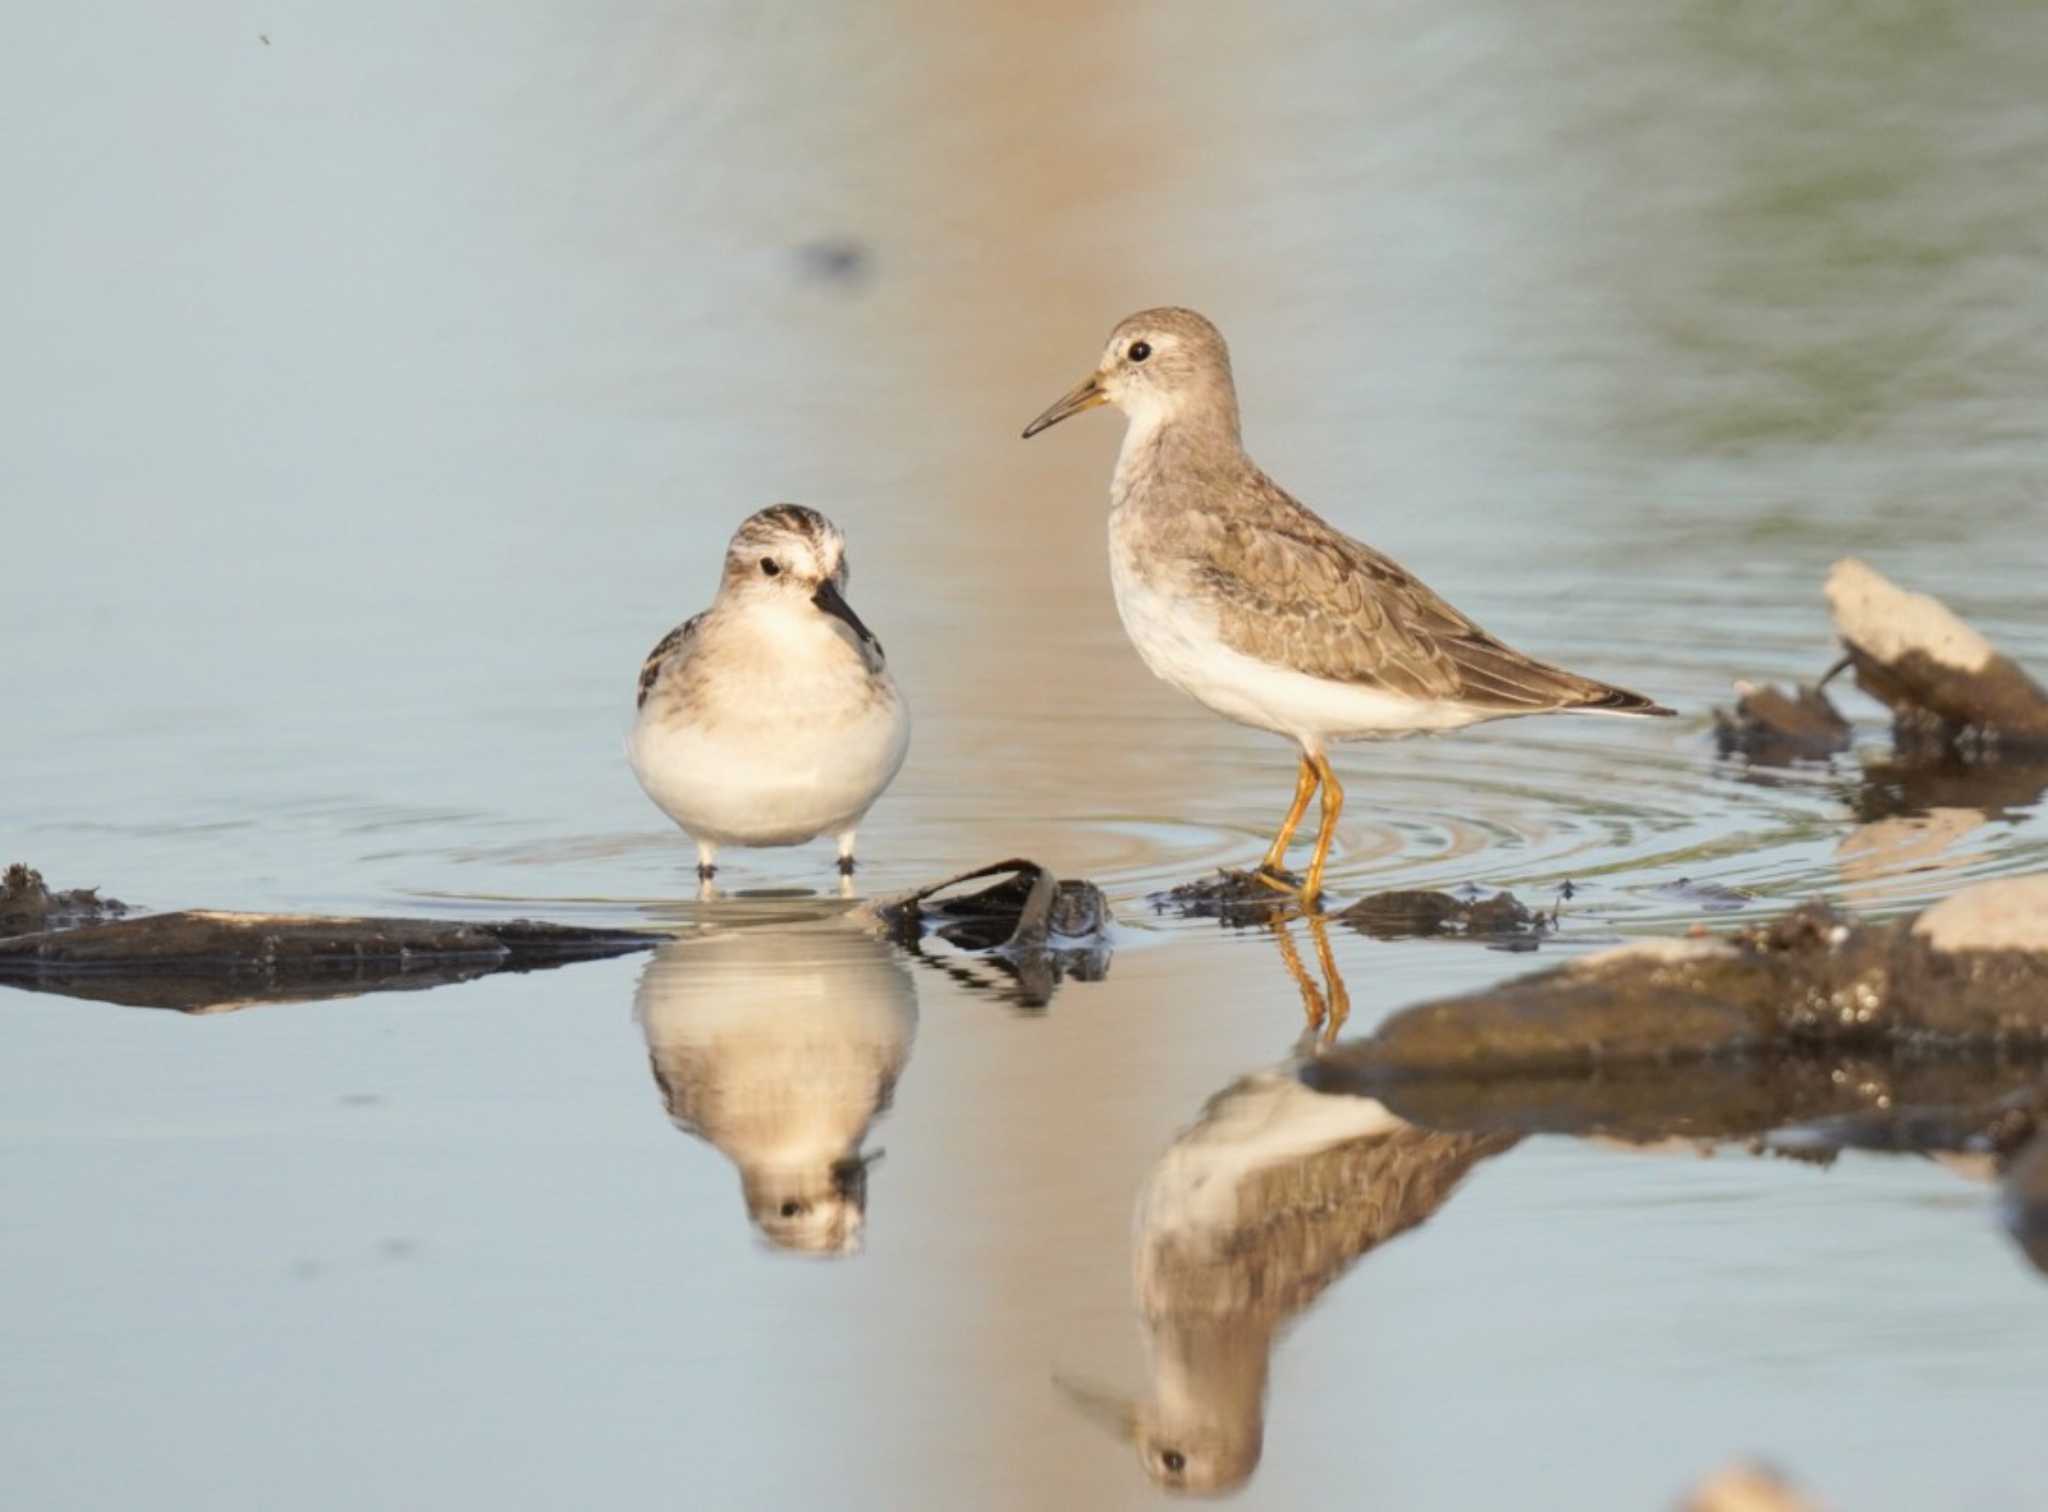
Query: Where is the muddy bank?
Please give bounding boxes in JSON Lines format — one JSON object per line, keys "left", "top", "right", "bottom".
{"left": 0, "top": 909, "right": 662, "bottom": 1012}
{"left": 0, "top": 859, "right": 1111, "bottom": 1013}
{"left": 1324, "top": 876, "right": 2048, "bottom": 1078}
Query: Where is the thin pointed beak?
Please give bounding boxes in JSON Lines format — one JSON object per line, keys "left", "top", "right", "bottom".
{"left": 1022, "top": 374, "right": 1108, "bottom": 439}
{"left": 1053, "top": 1375, "right": 1140, "bottom": 1443}
{"left": 813, "top": 578, "right": 881, "bottom": 655}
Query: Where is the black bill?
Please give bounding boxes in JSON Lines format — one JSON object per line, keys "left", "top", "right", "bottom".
{"left": 813, "top": 577, "right": 882, "bottom": 656}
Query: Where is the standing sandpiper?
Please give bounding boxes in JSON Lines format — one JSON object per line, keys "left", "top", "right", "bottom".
{"left": 629, "top": 505, "right": 910, "bottom": 883}
{"left": 1023, "top": 308, "right": 1673, "bottom": 907}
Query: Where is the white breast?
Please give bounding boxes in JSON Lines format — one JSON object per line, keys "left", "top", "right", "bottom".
{"left": 629, "top": 604, "right": 911, "bottom": 848}
{"left": 1107, "top": 517, "right": 1488, "bottom": 752}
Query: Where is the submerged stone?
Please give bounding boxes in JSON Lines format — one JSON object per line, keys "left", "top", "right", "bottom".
{"left": 1712, "top": 680, "right": 1852, "bottom": 763}
{"left": 1335, "top": 887, "right": 1548, "bottom": 942}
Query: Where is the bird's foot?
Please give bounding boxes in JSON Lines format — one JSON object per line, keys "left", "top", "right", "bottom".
{"left": 1253, "top": 865, "right": 1326, "bottom": 916}
{"left": 837, "top": 855, "right": 857, "bottom": 877}
{"left": 696, "top": 861, "right": 717, "bottom": 882}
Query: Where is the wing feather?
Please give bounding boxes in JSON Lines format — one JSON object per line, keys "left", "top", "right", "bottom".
{"left": 1179, "top": 473, "right": 1670, "bottom": 716}
{"left": 636, "top": 612, "right": 706, "bottom": 708}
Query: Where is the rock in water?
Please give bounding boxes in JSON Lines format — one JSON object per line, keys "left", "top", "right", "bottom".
{"left": 1711, "top": 680, "right": 1851, "bottom": 762}
{"left": 1826, "top": 558, "right": 2048, "bottom": 750}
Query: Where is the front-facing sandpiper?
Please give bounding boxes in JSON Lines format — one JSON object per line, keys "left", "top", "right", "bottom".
{"left": 629, "top": 504, "right": 910, "bottom": 887}
{"left": 1024, "top": 307, "right": 1673, "bottom": 907}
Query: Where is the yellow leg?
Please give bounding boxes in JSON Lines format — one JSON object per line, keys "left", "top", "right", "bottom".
{"left": 1258, "top": 755, "right": 1320, "bottom": 877}
{"left": 1300, "top": 754, "right": 1345, "bottom": 907}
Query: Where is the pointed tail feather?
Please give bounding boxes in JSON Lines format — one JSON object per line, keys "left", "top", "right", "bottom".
{"left": 1573, "top": 684, "right": 1676, "bottom": 717}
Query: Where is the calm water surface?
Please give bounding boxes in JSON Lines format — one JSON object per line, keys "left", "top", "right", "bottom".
{"left": 5, "top": 3, "right": 2048, "bottom": 1508}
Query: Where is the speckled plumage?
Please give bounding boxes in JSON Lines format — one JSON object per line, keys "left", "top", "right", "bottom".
{"left": 1089, "top": 1065, "right": 1515, "bottom": 1494}
{"left": 1025, "top": 307, "right": 1673, "bottom": 901}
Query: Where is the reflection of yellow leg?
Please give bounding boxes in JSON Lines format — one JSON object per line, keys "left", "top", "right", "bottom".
{"left": 1259, "top": 755, "right": 1321, "bottom": 877}
{"left": 1271, "top": 917, "right": 1329, "bottom": 1036}
{"left": 1300, "top": 754, "right": 1346, "bottom": 907}
{"left": 1272, "top": 914, "right": 1352, "bottom": 1042}
{"left": 1305, "top": 913, "right": 1349, "bottom": 1041}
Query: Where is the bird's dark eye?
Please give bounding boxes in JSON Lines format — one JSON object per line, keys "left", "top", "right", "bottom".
{"left": 1161, "top": 1450, "right": 1185, "bottom": 1474}
{"left": 779, "top": 1200, "right": 802, "bottom": 1218}
{"left": 1128, "top": 340, "right": 1152, "bottom": 363}
{"left": 760, "top": 558, "right": 781, "bottom": 577}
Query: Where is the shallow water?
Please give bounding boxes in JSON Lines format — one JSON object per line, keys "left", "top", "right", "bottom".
{"left": 6, "top": 3, "right": 2048, "bottom": 1508}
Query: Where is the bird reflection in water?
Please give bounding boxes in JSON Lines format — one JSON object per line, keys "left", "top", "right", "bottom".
{"left": 1064, "top": 1048, "right": 1514, "bottom": 1494}
{"left": 634, "top": 918, "right": 917, "bottom": 1257}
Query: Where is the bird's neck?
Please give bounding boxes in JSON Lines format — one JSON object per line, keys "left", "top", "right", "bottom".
{"left": 1111, "top": 397, "right": 1247, "bottom": 512}
{"left": 1147, "top": 1315, "right": 1271, "bottom": 1463}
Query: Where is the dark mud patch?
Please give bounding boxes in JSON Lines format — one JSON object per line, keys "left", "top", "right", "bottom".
{"left": 1, "top": 863, "right": 128, "bottom": 935}
{"left": 0, "top": 907, "right": 658, "bottom": 1012}
{"left": 1334, "top": 887, "right": 1551, "bottom": 945}
{"left": 1154, "top": 872, "right": 1556, "bottom": 947}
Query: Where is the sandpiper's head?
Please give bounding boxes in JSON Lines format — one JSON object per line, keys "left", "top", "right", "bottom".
{"left": 740, "top": 1151, "right": 878, "bottom": 1257}
{"left": 1022, "top": 307, "right": 1238, "bottom": 441}
{"left": 1055, "top": 1378, "right": 1261, "bottom": 1496}
{"left": 723, "top": 503, "right": 848, "bottom": 592}
{"left": 719, "top": 503, "right": 881, "bottom": 656}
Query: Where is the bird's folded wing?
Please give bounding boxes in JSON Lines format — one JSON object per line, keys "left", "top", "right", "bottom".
{"left": 636, "top": 612, "right": 707, "bottom": 708}
{"left": 1187, "top": 503, "right": 1622, "bottom": 711}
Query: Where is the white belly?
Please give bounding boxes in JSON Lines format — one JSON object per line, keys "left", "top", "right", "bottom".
{"left": 628, "top": 684, "right": 910, "bottom": 847}
{"left": 1108, "top": 531, "right": 1489, "bottom": 751}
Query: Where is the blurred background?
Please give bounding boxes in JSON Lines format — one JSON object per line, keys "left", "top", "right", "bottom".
{"left": 4, "top": 3, "right": 2047, "bottom": 1509}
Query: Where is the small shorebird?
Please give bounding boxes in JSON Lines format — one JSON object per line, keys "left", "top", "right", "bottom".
{"left": 629, "top": 505, "right": 910, "bottom": 883}
{"left": 1024, "top": 307, "right": 1673, "bottom": 906}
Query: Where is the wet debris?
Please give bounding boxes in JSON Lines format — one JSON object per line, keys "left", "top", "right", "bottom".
{"left": 1, "top": 862, "right": 128, "bottom": 935}
{"left": 1827, "top": 558, "right": 2048, "bottom": 753}
{"left": 1711, "top": 680, "right": 1851, "bottom": 763}
{"left": 1149, "top": 867, "right": 1299, "bottom": 926}
{"left": 1319, "top": 875, "right": 2048, "bottom": 1079}
{"left": 1154, "top": 871, "right": 1555, "bottom": 944}
{"left": 1334, "top": 886, "right": 1549, "bottom": 944}
{"left": 867, "top": 859, "right": 1113, "bottom": 1008}
{"left": 0, "top": 900, "right": 659, "bottom": 1012}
